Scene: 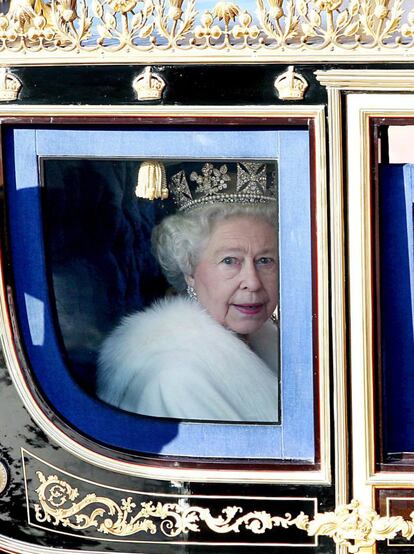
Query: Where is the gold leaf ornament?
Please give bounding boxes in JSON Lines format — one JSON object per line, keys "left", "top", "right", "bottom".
{"left": 336, "top": 9, "right": 348, "bottom": 28}
{"left": 268, "top": 0, "right": 283, "bottom": 20}
{"left": 0, "top": 0, "right": 413, "bottom": 53}
{"left": 140, "top": 21, "right": 154, "bottom": 36}
{"left": 374, "top": 0, "right": 388, "bottom": 20}
{"left": 104, "top": 11, "right": 116, "bottom": 27}
{"left": 401, "top": 8, "right": 414, "bottom": 36}
{"left": 212, "top": 2, "right": 239, "bottom": 25}
{"left": 97, "top": 23, "right": 111, "bottom": 37}
{"left": 194, "top": 11, "right": 221, "bottom": 39}
{"left": 313, "top": 0, "right": 342, "bottom": 12}
{"left": 107, "top": 0, "right": 137, "bottom": 14}
{"left": 374, "top": 5, "right": 388, "bottom": 19}
{"left": 7, "top": 0, "right": 36, "bottom": 32}
{"left": 302, "top": 22, "right": 317, "bottom": 36}
{"left": 201, "top": 11, "right": 214, "bottom": 27}
{"left": 168, "top": 0, "right": 183, "bottom": 20}
{"left": 349, "top": 0, "right": 359, "bottom": 17}
{"left": 343, "top": 20, "right": 360, "bottom": 35}
{"left": 33, "top": 14, "right": 46, "bottom": 28}
{"left": 232, "top": 11, "right": 260, "bottom": 39}
{"left": 54, "top": 0, "right": 78, "bottom": 23}
{"left": 92, "top": 0, "right": 103, "bottom": 18}
{"left": 130, "top": 10, "right": 142, "bottom": 26}
{"left": 144, "top": 0, "right": 153, "bottom": 16}
{"left": 297, "top": 0, "right": 308, "bottom": 17}
{"left": 310, "top": 11, "right": 321, "bottom": 27}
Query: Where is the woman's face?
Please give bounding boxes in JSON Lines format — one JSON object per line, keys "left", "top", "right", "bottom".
{"left": 186, "top": 216, "right": 278, "bottom": 336}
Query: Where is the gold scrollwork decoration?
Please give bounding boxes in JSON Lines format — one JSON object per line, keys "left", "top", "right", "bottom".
{"left": 34, "top": 472, "right": 310, "bottom": 538}
{"left": 33, "top": 473, "right": 414, "bottom": 552}
{"left": 0, "top": 0, "right": 412, "bottom": 58}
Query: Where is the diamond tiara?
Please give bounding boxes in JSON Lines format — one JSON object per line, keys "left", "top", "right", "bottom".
{"left": 169, "top": 161, "right": 277, "bottom": 212}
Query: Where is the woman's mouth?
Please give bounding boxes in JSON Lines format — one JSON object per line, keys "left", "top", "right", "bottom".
{"left": 232, "top": 303, "right": 263, "bottom": 315}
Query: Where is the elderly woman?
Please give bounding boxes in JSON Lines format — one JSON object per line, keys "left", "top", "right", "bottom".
{"left": 97, "top": 163, "right": 279, "bottom": 422}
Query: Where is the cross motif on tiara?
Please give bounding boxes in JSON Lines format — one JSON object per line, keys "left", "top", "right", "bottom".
{"left": 236, "top": 162, "right": 267, "bottom": 195}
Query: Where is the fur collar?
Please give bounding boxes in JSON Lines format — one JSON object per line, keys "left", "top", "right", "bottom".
{"left": 97, "top": 296, "right": 279, "bottom": 421}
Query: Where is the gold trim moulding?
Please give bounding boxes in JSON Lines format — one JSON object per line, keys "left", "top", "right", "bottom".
{"left": 0, "top": 0, "right": 413, "bottom": 64}
{"left": 316, "top": 70, "right": 414, "bottom": 91}
{"left": 0, "top": 103, "right": 323, "bottom": 119}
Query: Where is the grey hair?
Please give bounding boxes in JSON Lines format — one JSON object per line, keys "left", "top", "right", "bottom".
{"left": 151, "top": 203, "right": 278, "bottom": 292}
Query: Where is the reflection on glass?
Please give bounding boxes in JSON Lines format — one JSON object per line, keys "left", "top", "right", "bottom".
{"left": 24, "top": 293, "right": 45, "bottom": 346}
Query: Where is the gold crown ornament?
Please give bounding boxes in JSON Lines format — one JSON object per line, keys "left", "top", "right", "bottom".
{"left": 0, "top": 68, "right": 22, "bottom": 102}
{"left": 132, "top": 66, "right": 166, "bottom": 101}
{"left": 169, "top": 161, "right": 277, "bottom": 212}
{"left": 274, "top": 66, "right": 308, "bottom": 101}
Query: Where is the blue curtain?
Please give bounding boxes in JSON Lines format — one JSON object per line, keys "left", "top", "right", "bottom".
{"left": 42, "top": 159, "right": 170, "bottom": 392}
{"left": 380, "top": 164, "right": 414, "bottom": 455}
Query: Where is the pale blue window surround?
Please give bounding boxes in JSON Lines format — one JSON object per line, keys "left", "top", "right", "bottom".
{"left": 6, "top": 126, "right": 314, "bottom": 460}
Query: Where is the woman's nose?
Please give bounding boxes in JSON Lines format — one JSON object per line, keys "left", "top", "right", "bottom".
{"left": 240, "top": 261, "right": 262, "bottom": 291}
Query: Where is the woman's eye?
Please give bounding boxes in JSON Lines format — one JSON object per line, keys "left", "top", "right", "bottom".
{"left": 221, "top": 256, "right": 238, "bottom": 265}
{"left": 256, "top": 257, "right": 275, "bottom": 266}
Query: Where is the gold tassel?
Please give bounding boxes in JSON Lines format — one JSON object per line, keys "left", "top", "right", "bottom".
{"left": 135, "top": 160, "right": 168, "bottom": 200}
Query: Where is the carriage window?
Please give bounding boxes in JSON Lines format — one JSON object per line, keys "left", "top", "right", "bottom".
{"left": 377, "top": 124, "right": 414, "bottom": 466}
{"left": 5, "top": 124, "right": 317, "bottom": 462}
{"left": 42, "top": 157, "right": 280, "bottom": 424}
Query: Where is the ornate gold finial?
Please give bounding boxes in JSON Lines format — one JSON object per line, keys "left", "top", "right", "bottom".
{"left": 0, "top": 68, "right": 22, "bottom": 101}
{"left": 274, "top": 66, "right": 308, "bottom": 101}
{"left": 135, "top": 160, "right": 168, "bottom": 200}
{"left": 132, "top": 67, "right": 166, "bottom": 101}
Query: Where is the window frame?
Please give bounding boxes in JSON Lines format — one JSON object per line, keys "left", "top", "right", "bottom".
{"left": 0, "top": 105, "right": 330, "bottom": 483}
